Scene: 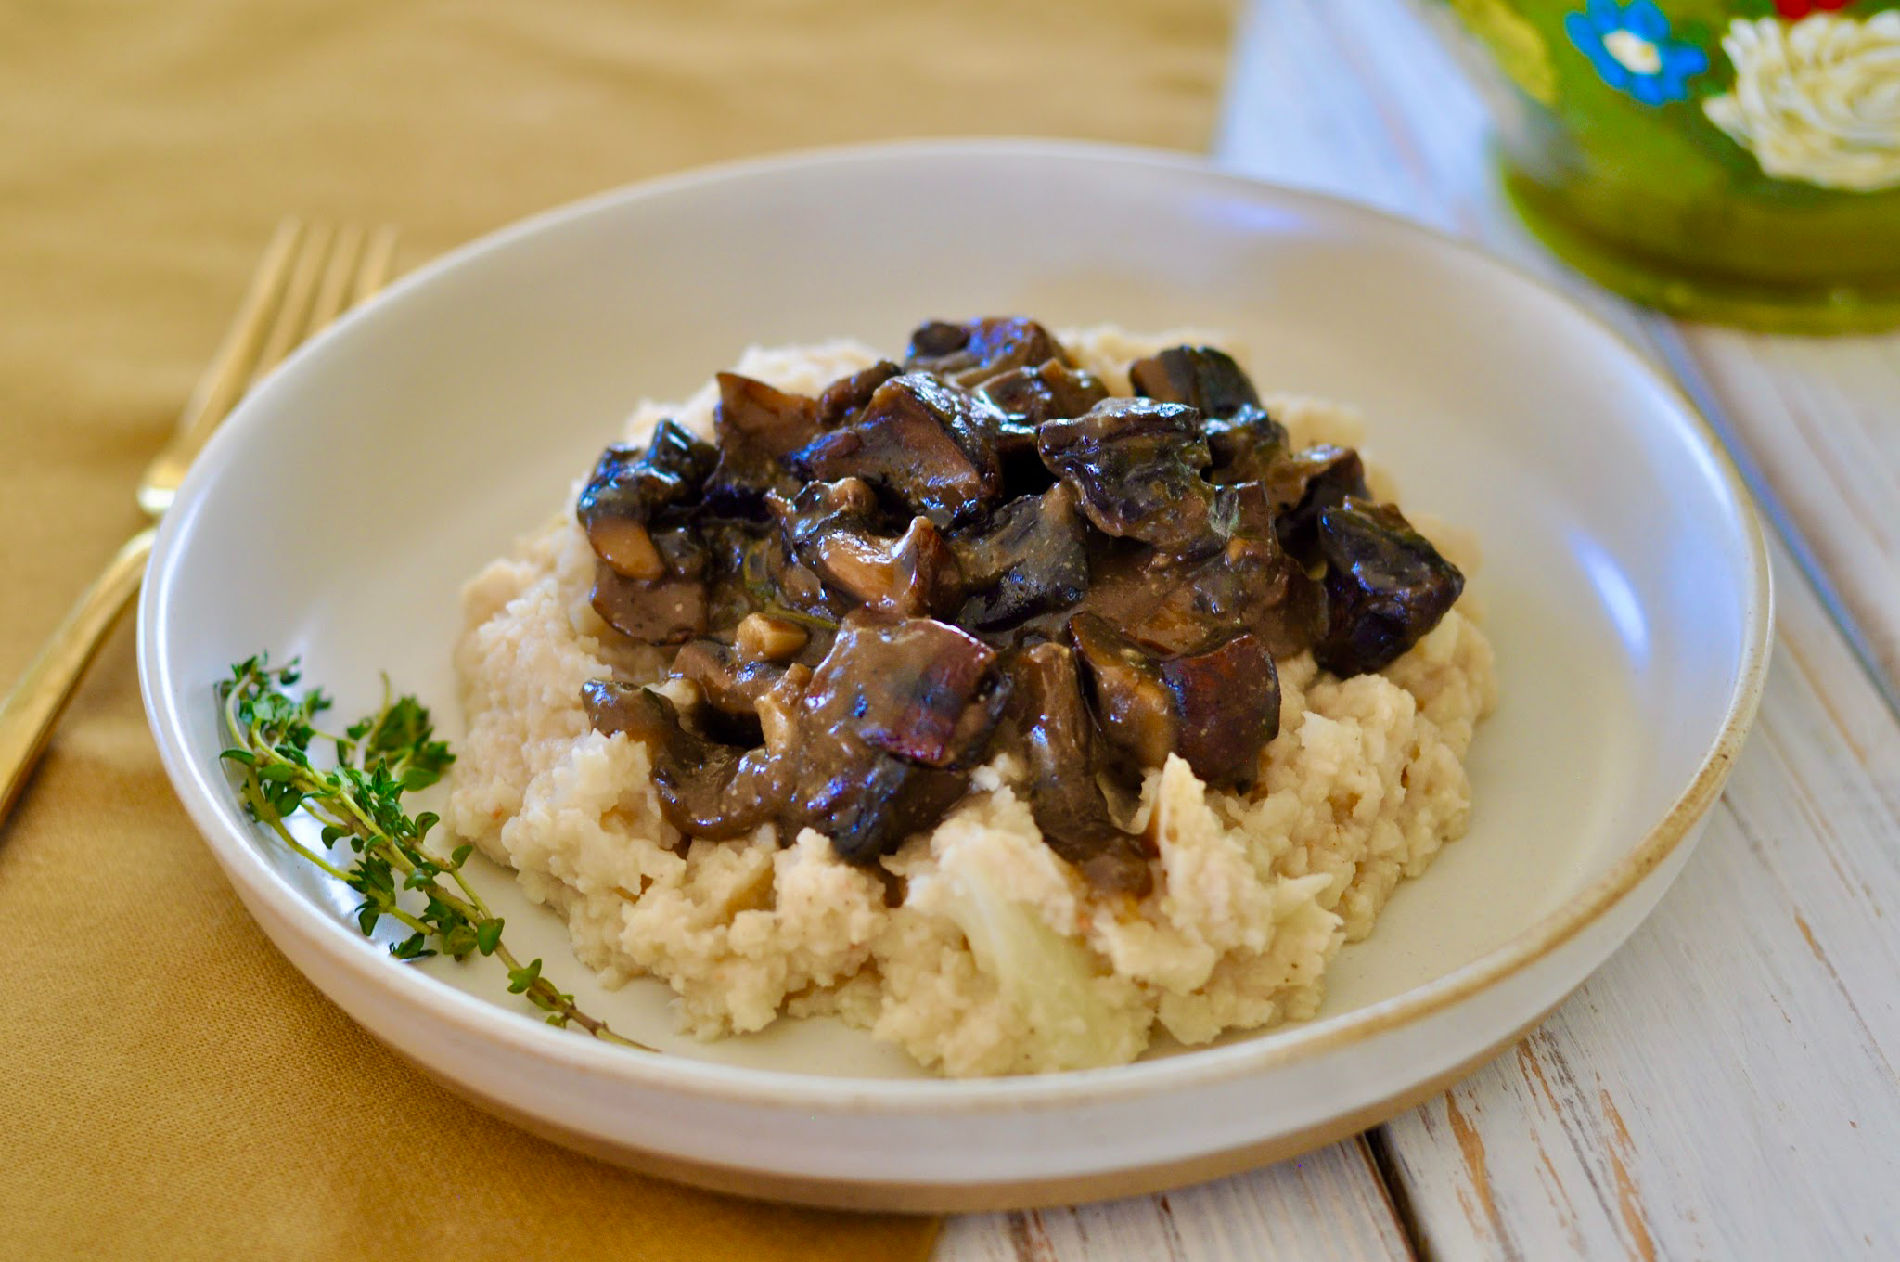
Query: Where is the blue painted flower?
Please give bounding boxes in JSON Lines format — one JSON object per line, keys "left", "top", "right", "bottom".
{"left": 1565, "top": 1, "right": 1709, "bottom": 105}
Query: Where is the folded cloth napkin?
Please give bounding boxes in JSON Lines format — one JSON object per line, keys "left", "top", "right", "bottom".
{"left": 0, "top": 1, "right": 1230, "bottom": 1256}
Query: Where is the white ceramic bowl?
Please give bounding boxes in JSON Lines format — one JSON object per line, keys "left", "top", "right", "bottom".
{"left": 138, "top": 141, "right": 1770, "bottom": 1211}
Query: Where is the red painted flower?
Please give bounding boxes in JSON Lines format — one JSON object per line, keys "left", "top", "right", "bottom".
{"left": 1774, "top": 0, "right": 1855, "bottom": 16}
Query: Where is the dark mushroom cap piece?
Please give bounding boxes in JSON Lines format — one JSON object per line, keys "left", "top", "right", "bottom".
{"left": 1037, "top": 397, "right": 1214, "bottom": 552}
{"left": 668, "top": 638, "right": 789, "bottom": 745}
{"left": 704, "top": 372, "right": 823, "bottom": 514}
{"left": 1009, "top": 642, "right": 1154, "bottom": 896}
{"left": 1128, "top": 345, "right": 1261, "bottom": 419}
{"left": 800, "top": 613, "right": 1006, "bottom": 769}
{"left": 1187, "top": 481, "right": 1328, "bottom": 658}
{"left": 1068, "top": 612, "right": 1280, "bottom": 790}
{"left": 1081, "top": 482, "right": 1324, "bottom": 659}
{"left": 978, "top": 359, "right": 1110, "bottom": 427}
{"left": 1203, "top": 405, "right": 1291, "bottom": 487}
{"left": 591, "top": 568, "right": 709, "bottom": 645}
{"left": 816, "top": 360, "right": 903, "bottom": 427}
{"left": 782, "top": 613, "right": 1009, "bottom": 864}
{"left": 771, "top": 480, "right": 962, "bottom": 618}
{"left": 905, "top": 316, "right": 1072, "bottom": 387}
{"left": 576, "top": 419, "right": 719, "bottom": 579}
{"left": 977, "top": 359, "right": 1108, "bottom": 498}
{"left": 951, "top": 483, "right": 1089, "bottom": 633}
{"left": 807, "top": 517, "right": 962, "bottom": 619}
{"left": 788, "top": 374, "right": 1005, "bottom": 529}
{"left": 1067, "top": 613, "right": 1178, "bottom": 771}
{"left": 581, "top": 678, "right": 791, "bottom": 840}
{"left": 1313, "top": 497, "right": 1464, "bottom": 676}
{"left": 795, "top": 756, "right": 972, "bottom": 866}
{"left": 1156, "top": 631, "right": 1279, "bottom": 791}
{"left": 1266, "top": 444, "right": 1370, "bottom": 562}
{"left": 587, "top": 521, "right": 717, "bottom": 645}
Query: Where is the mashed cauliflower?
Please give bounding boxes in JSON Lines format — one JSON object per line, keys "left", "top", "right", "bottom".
{"left": 447, "top": 331, "right": 1496, "bottom": 1076}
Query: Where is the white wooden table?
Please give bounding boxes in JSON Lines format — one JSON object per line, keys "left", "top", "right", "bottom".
{"left": 941, "top": 2, "right": 1900, "bottom": 1256}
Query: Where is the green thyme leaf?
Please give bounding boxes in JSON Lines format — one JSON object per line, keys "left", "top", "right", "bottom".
{"left": 215, "top": 654, "right": 639, "bottom": 1049}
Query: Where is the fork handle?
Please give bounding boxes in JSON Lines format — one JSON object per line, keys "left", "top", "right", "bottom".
{"left": 0, "top": 527, "right": 156, "bottom": 828}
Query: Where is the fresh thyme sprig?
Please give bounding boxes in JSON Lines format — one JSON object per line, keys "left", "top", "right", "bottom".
{"left": 217, "top": 655, "right": 638, "bottom": 1046}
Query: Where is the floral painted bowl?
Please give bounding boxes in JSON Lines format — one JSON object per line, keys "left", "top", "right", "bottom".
{"left": 1420, "top": 0, "right": 1900, "bottom": 331}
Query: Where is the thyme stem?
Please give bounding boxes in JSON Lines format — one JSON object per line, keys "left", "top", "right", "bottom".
{"left": 217, "top": 654, "right": 641, "bottom": 1048}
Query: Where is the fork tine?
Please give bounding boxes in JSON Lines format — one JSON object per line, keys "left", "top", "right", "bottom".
{"left": 247, "top": 222, "right": 334, "bottom": 389}
{"left": 353, "top": 225, "right": 399, "bottom": 305}
{"left": 137, "top": 219, "right": 310, "bottom": 515}
{"left": 305, "top": 222, "right": 365, "bottom": 335}
{"left": 170, "top": 217, "right": 303, "bottom": 444}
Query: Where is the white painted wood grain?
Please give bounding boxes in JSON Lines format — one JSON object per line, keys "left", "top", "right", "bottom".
{"left": 1679, "top": 328, "right": 1900, "bottom": 693}
{"left": 936, "top": 1138, "right": 1412, "bottom": 1262}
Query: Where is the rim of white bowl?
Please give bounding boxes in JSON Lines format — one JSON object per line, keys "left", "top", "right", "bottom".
{"left": 139, "top": 137, "right": 1773, "bottom": 1114}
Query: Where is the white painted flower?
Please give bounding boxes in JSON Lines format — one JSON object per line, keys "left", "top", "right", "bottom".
{"left": 1702, "top": 13, "right": 1900, "bottom": 192}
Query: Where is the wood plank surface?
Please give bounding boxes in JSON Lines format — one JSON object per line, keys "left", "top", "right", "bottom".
{"left": 1677, "top": 327, "right": 1900, "bottom": 702}
{"left": 937, "top": 1139, "right": 1412, "bottom": 1262}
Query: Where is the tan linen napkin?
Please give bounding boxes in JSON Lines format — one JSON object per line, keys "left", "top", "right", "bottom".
{"left": 0, "top": 1, "right": 1232, "bottom": 1255}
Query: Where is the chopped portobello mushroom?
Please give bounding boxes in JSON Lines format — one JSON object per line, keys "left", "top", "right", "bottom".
{"left": 793, "top": 755, "right": 972, "bottom": 866}
{"left": 1068, "top": 613, "right": 1280, "bottom": 790}
{"left": 1155, "top": 632, "right": 1279, "bottom": 791}
{"left": 715, "top": 371, "right": 821, "bottom": 457}
{"left": 1266, "top": 444, "right": 1369, "bottom": 561}
{"left": 591, "top": 567, "right": 708, "bottom": 645}
{"left": 705, "top": 372, "right": 823, "bottom": 514}
{"left": 576, "top": 420, "right": 719, "bottom": 578}
{"left": 1067, "top": 613, "right": 1178, "bottom": 771}
{"left": 802, "top": 613, "right": 1006, "bottom": 768}
{"left": 581, "top": 679, "right": 790, "bottom": 840}
{"left": 589, "top": 524, "right": 713, "bottom": 645}
{"left": 1104, "top": 481, "right": 1327, "bottom": 659}
{"left": 771, "top": 476, "right": 881, "bottom": 541}
{"left": 1128, "top": 346, "right": 1260, "bottom": 418}
{"left": 1313, "top": 497, "right": 1464, "bottom": 675}
{"left": 670, "top": 639, "right": 783, "bottom": 714}
{"left": 979, "top": 359, "right": 1110, "bottom": 427}
{"left": 1083, "top": 527, "right": 1323, "bottom": 660}
{"left": 987, "top": 416, "right": 1054, "bottom": 501}
{"left": 816, "top": 360, "right": 902, "bottom": 426}
{"left": 1082, "top": 480, "right": 1322, "bottom": 657}
{"left": 977, "top": 360, "right": 1108, "bottom": 497}
{"left": 1009, "top": 642, "right": 1153, "bottom": 896}
{"left": 1037, "top": 398, "right": 1214, "bottom": 552}
{"left": 805, "top": 516, "right": 961, "bottom": 618}
{"left": 789, "top": 374, "right": 1005, "bottom": 528}
{"left": 771, "top": 480, "right": 962, "bottom": 617}
{"left": 905, "top": 317, "right": 1071, "bottom": 387}
{"left": 782, "top": 614, "right": 1008, "bottom": 863}
{"left": 1203, "top": 406, "right": 1291, "bottom": 486}
{"left": 951, "top": 482, "right": 1089, "bottom": 632}
{"left": 572, "top": 318, "right": 1464, "bottom": 879}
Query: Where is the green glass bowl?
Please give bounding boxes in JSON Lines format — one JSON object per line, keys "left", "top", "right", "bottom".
{"left": 1418, "top": 0, "right": 1900, "bottom": 332}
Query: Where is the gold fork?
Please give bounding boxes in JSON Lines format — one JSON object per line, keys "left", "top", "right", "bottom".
{"left": 0, "top": 218, "right": 399, "bottom": 826}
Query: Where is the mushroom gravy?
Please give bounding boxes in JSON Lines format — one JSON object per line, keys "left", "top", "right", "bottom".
{"left": 447, "top": 329, "right": 1496, "bottom": 1074}
{"left": 572, "top": 319, "right": 1465, "bottom": 894}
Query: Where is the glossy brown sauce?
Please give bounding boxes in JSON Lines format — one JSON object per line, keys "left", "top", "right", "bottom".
{"left": 575, "top": 320, "right": 1464, "bottom": 893}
